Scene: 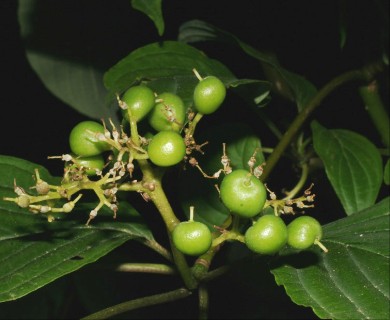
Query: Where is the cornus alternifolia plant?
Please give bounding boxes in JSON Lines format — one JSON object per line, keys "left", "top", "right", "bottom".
{"left": 0, "top": 2, "right": 388, "bottom": 319}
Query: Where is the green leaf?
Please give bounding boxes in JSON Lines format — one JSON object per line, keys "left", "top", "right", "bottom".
{"left": 17, "top": 0, "right": 118, "bottom": 121}
{"left": 311, "top": 121, "right": 383, "bottom": 215}
{"left": 178, "top": 123, "right": 265, "bottom": 228}
{"left": 104, "top": 40, "right": 236, "bottom": 107}
{"left": 384, "top": 159, "right": 390, "bottom": 185}
{"left": 131, "top": 0, "right": 164, "bottom": 36}
{"left": 271, "top": 197, "right": 390, "bottom": 320}
{"left": 178, "top": 19, "right": 317, "bottom": 111}
{"left": 0, "top": 156, "right": 153, "bottom": 302}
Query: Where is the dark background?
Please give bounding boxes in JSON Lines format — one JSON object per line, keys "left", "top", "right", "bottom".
{"left": 1, "top": 0, "right": 388, "bottom": 174}
{"left": 0, "top": 0, "right": 388, "bottom": 319}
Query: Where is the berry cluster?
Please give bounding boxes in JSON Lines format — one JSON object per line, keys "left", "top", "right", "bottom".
{"left": 4, "top": 69, "right": 226, "bottom": 226}
{"left": 4, "top": 67, "right": 327, "bottom": 257}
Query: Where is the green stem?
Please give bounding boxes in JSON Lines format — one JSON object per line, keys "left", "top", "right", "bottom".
{"left": 138, "top": 238, "right": 173, "bottom": 262}
{"left": 358, "top": 81, "right": 390, "bottom": 148}
{"left": 80, "top": 288, "right": 192, "bottom": 320}
{"left": 115, "top": 263, "right": 176, "bottom": 275}
{"left": 187, "top": 112, "right": 204, "bottom": 136}
{"left": 261, "top": 59, "right": 386, "bottom": 181}
{"left": 128, "top": 110, "right": 141, "bottom": 147}
{"left": 283, "top": 163, "right": 309, "bottom": 200}
{"left": 137, "top": 159, "right": 197, "bottom": 289}
{"left": 198, "top": 285, "right": 209, "bottom": 320}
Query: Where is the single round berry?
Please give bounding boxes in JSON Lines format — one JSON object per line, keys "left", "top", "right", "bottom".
{"left": 69, "top": 121, "right": 110, "bottom": 157}
{"left": 193, "top": 76, "right": 226, "bottom": 115}
{"left": 172, "top": 220, "right": 212, "bottom": 256}
{"left": 121, "top": 85, "right": 155, "bottom": 122}
{"left": 148, "top": 92, "right": 186, "bottom": 132}
{"left": 71, "top": 154, "right": 105, "bottom": 176}
{"left": 245, "top": 215, "right": 288, "bottom": 255}
{"left": 287, "top": 216, "right": 323, "bottom": 250}
{"left": 219, "top": 169, "right": 267, "bottom": 218}
{"left": 148, "top": 130, "right": 186, "bottom": 167}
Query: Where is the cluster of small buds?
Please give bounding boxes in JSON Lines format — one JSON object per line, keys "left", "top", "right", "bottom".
{"left": 265, "top": 183, "right": 316, "bottom": 216}
{"left": 3, "top": 174, "right": 84, "bottom": 222}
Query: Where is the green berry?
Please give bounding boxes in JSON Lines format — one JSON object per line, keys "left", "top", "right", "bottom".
{"left": 172, "top": 220, "right": 212, "bottom": 256}
{"left": 245, "top": 215, "right": 288, "bottom": 255}
{"left": 69, "top": 121, "right": 110, "bottom": 157}
{"left": 72, "top": 154, "right": 105, "bottom": 176}
{"left": 121, "top": 85, "right": 155, "bottom": 122}
{"left": 193, "top": 75, "right": 226, "bottom": 114}
{"left": 287, "top": 216, "right": 323, "bottom": 250}
{"left": 148, "top": 92, "right": 186, "bottom": 132}
{"left": 219, "top": 169, "right": 267, "bottom": 218}
{"left": 148, "top": 130, "right": 186, "bottom": 167}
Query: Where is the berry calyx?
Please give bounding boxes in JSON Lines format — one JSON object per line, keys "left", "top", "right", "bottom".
{"left": 148, "top": 92, "right": 186, "bottom": 132}
{"left": 193, "top": 70, "right": 226, "bottom": 115}
{"left": 245, "top": 215, "right": 288, "bottom": 255}
{"left": 148, "top": 130, "right": 186, "bottom": 167}
{"left": 71, "top": 154, "right": 105, "bottom": 176}
{"left": 172, "top": 207, "right": 212, "bottom": 256}
{"left": 219, "top": 169, "right": 267, "bottom": 218}
{"left": 121, "top": 85, "right": 155, "bottom": 122}
{"left": 287, "top": 216, "right": 328, "bottom": 252}
{"left": 69, "top": 121, "right": 110, "bottom": 157}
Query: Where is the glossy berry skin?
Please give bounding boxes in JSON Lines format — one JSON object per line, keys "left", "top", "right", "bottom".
{"left": 245, "top": 215, "right": 288, "bottom": 255}
{"left": 193, "top": 76, "right": 226, "bottom": 114}
{"left": 219, "top": 169, "right": 267, "bottom": 218}
{"left": 172, "top": 221, "right": 212, "bottom": 256}
{"left": 69, "top": 121, "right": 110, "bottom": 157}
{"left": 72, "top": 154, "right": 105, "bottom": 176}
{"left": 148, "top": 130, "right": 186, "bottom": 167}
{"left": 287, "top": 216, "right": 323, "bottom": 250}
{"left": 148, "top": 92, "right": 186, "bottom": 132}
{"left": 121, "top": 85, "right": 155, "bottom": 122}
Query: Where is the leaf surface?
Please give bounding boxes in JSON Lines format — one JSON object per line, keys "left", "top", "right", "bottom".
{"left": 0, "top": 156, "right": 153, "bottom": 302}
{"left": 17, "top": 0, "right": 120, "bottom": 121}
{"left": 178, "top": 19, "right": 317, "bottom": 111}
{"left": 131, "top": 0, "right": 164, "bottom": 36}
{"left": 312, "top": 121, "right": 383, "bottom": 215}
{"left": 271, "top": 197, "right": 390, "bottom": 320}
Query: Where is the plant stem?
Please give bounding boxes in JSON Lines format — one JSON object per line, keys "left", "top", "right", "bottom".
{"left": 137, "top": 159, "right": 197, "bottom": 289}
{"left": 283, "top": 163, "right": 309, "bottom": 200}
{"left": 138, "top": 238, "right": 173, "bottom": 262}
{"left": 261, "top": 59, "right": 386, "bottom": 181}
{"left": 80, "top": 288, "right": 192, "bottom": 320}
{"left": 115, "top": 263, "right": 176, "bottom": 274}
{"left": 358, "top": 81, "right": 390, "bottom": 148}
{"left": 198, "top": 285, "right": 209, "bottom": 320}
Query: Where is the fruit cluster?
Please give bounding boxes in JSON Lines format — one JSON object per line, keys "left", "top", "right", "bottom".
{"left": 172, "top": 167, "right": 327, "bottom": 257}
{"left": 64, "top": 69, "right": 227, "bottom": 173}
{"left": 5, "top": 67, "right": 327, "bottom": 257}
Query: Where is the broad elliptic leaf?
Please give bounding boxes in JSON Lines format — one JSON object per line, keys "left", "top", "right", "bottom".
{"left": 311, "top": 121, "right": 383, "bottom": 215}
{"left": 131, "top": 0, "right": 164, "bottom": 36}
{"left": 104, "top": 40, "right": 235, "bottom": 108}
{"left": 271, "top": 197, "right": 390, "bottom": 320}
{"left": 0, "top": 155, "right": 153, "bottom": 302}
{"left": 178, "top": 123, "right": 265, "bottom": 228}
{"left": 17, "top": 0, "right": 119, "bottom": 121}
{"left": 104, "top": 40, "right": 270, "bottom": 111}
{"left": 178, "top": 19, "right": 317, "bottom": 111}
